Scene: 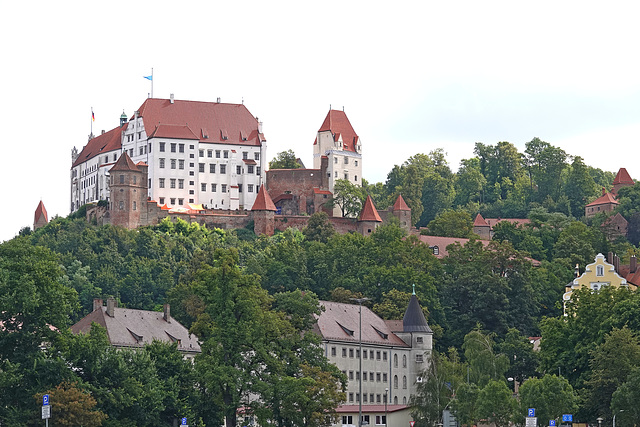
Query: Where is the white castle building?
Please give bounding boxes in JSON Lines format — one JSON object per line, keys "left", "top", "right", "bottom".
{"left": 71, "top": 96, "right": 267, "bottom": 213}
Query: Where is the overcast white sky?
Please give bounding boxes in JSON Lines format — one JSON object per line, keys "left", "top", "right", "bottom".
{"left": 1, "top": 1, "right": 639, "bottom": 242}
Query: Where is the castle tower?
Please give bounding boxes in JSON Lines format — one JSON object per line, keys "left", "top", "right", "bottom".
{"left": 472, "top": 213, "right": 491, "bottom": 240}
{"left": 358, "top": 195, "right": 382, "bottom": 236}
{"left": 251, "top": 185, "right": 277, "bottom": 236}
{"left": 390, "top": 194, "right": 412, "bottom": 230}
{"left": 34, "top": 200, "right": 48, "bottom": 230}
{"left": 612, "top": 167, "right": 634, "bottom": 195}
{"left": 109, "top": 152, "right": 146, "bottom": 229}
{"left": 313, "top": 110, "right": 362, "bottom": 216}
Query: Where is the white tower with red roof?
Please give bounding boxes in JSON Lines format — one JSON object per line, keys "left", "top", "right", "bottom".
{"left": 313, "top": 109, "right": 363, "bottom": 194}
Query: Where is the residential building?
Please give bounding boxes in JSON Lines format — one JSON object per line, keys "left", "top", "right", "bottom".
{"left": 71, "top": 297, "right": 201, "bottom": 359}
{"left": 71, "top": 96, "right": 267, "bottom": 213}
{"left": 314, "top": 291, "right": 432, "bottom": 427}
{"left": 585, "top": 188, "right": 619, "bottom": 218}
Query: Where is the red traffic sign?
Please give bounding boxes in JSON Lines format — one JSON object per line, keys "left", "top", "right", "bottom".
{"left": 410, "top": 422, "right": 416, "bottom": 427}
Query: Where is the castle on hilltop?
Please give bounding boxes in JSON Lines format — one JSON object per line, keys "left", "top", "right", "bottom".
{"left": 71, "top": 97, "right": 410, "bottom": 236}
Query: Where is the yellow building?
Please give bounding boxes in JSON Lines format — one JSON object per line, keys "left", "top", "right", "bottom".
{"left": 563, "top": 254, "right": 635, "bottom": 310}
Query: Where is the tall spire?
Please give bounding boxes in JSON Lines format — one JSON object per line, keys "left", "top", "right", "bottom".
{"left": 403, "top": 292, "right": 432, "bottom": 333}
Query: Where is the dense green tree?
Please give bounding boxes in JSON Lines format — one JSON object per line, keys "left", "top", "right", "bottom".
{"left": 35, "top": 381, "right": 108, "bottom": 426}
{"left": 303, "top": 211, "right": 335, "bottom": 243}
{"left": 518, "top": 375, "right": 578, "bottom": 425}
{"left": 611, "top": 366, "right": 640, "bottom": 424}
{"left": 524, "top": 138, "right": 568, "bottom": 203}
{"left": 326, "top": 179, "right": 367, "bottom": 218}
{"left": 476, "top": 380, "right": 516, "bottom": 427}
{"left": 269, "top": 149, "right": 302, "bottom": 169}
{"left": 564, "top": 156, "right": 599, "bottom": 218}
{"left": 498, "top": 328, "right": 539, "bottom": 387}
{"left": 454, "top": 158, "right": 487, "bottom": 205}
{"left": 463, "top": 329, "right": 509, "bottom": 388}
{"left": 425, "top": 209, "right": 474, "bottom": 238}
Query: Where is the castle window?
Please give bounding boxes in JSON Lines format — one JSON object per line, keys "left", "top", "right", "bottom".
{"left": 114, "top": 153, "right": 118, "bottom": 161}
{"left": 211, "top": 184, "right": 217, "bottom": 192}
{"left": 394, "top": 354, "right": 398, "bottom": 367}
{"left": 171, "top": 143, "right": 176, "bottom": 153}
{"left": 334, "top": 157, "right": 338, "bottom": 164}
{"left": 210, "top": 164, "right": 216, "bottom": 173}
{"left": 248, "top": 165, "right": 254, "bottom": 174}
{"left": 417, "top": 336, "right": 424, "bottom": 344}
{"left": 179, "top": 144, "right": 184, "bottom": 153}
{"left": 256, "top": 166, "right": 261, "bottom": 175}
{"left": 208, "top": 150, "right": 213, "bottom": 158}
{"left": 159, "top": 197, "right": 164, "bottom": 205}
{"left": 171, "top": 159, "right": 176, "bottom": 169}
{"left": 223, "top": 150, "right": 229, "bottom": 159}
{"left": 133, "top": 176, "right": 137, "bottom": 184}
{"left": 120, "top": 175, "right": 124, "bottom": 184}
{"left": 179, "top": 160, "right": 185, "bottom": 170}
{"left": 222, "top": 184, "right": 227, "bottom": 193}
{"left": 344, "top": 173, "right": 349, "bottom": 180}
{"left": 199, "top": 163, "right": 205, "bottom": 173}
{"left": 355, "top": 160, "right": 358, "bottom": 166}
{"left": 139, "top": 147, "right": 144, "bottom": 156}
{"left": 237, "top": 166, "right": 242, "bottom": 175}
{"left": 243, "top": 151, "right": 248, "bottom": 160}
{"left": 159, "top": 178, "right": 165, "bottom": 188}
{"left": 178, "top": 179, "right": 184, "bottom": 189}
{"left": 403, "top": 354, "right": 407, "bottom": 368}
{"left": 119, "top": 201, "right": 124, "bottom": 210}
{"left": 170, "top": 198, "right": 175, "bottom": 205}
{"left": 254, "top": 152, "right": 260, "bottom": 160}
{"left": 355, "top": 175, "right": 358, "bottom": 182}
{"left": 159, "top": 142, "right": 165, "bottom": 152}
{"left": 394, "top": 375, "right": 398, "bottom": 389}
{"left": 597, "top": 265, "right": 604, "bottom": 276}
{"left": 216, "top": 150, "right": 221, "bottom": 158}
{"left": 416, "top": 354, "right": 424, "bottom": 363}
{"left": 331, "top": 347, "right": 336, "bottom": 356}
{"left": 403, "top": 376, "right": 407, "bottom": 389}
{"left": 238, "top": 184, "right": 243, "bottom": 193}
{"left": 170, "top": 179, "right": 176, "bottom": 189}
{"left": 133, "top": 201, "right": 137, "bottom": 210}
{"left": 178, "top": 198, "right": 183, "bottom": 205}
{"left": 159, "top": 158, "right": 165, "bottom": 168}
{"left": 220, "top": 165, "right": 227, "bottom": 174}
{"left": 344, "top": 157, "right": 348, "bottom": 164}
{"left": 199, "top": 150, "right": 204, "bottom": 157}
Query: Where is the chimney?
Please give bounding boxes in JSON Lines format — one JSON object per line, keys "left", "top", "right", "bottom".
{"left": 258, "top": 121, "right": 263, "bottom": 133}
{"left": 106, "top": 297, "right": 116, "bottom": 317}
{"left": 615, "top": 255, "right": 620, "bottom": 273}
{"left": 170, "top": 93, "right": 174, "bottom": 104}
{"left": 163, "top": 304, "right": 171, "bottom": 323}
{"left": 93, "top": 298, "right": 103, "bottom": 312}
{"left": 602, "top": 187, "right": 607, "bottom": 196}
{"left": 608, "top": 252, "right": 614, "bottom": 265}
{"left": 101, "top": 130, "right": 105, "bottom": 135}
{"left": 575, "top": 263, "right": 580, "bottom": 278}
{"left": 216, "top": 97, "right": 221, "bottom": 103}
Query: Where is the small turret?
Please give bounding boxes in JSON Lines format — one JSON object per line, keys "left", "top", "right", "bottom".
{"left": 120, "top": 110, "right": 128, "bottom": 127}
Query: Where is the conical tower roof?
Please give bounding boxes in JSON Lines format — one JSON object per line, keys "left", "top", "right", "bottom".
{"left": 402, "top": 288, "right": 432, "bottom": 333}
{"left": 251, "top": 185, "right": 277, "bottom": 211}
{"left": 359, "top": 195, "right": 382, "bottom": 222}
{"left": 392, "top": 194, "right": 411, "bottom": 211}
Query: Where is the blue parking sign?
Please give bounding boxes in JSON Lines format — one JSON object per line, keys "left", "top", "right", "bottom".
{"left": 528, "top": 408, "right": 536, "bottom": 417}
{"left": 181, "top": 417, "right": 187, "bottom": 425}
{"left": 43, "top": 394, "right": 49, "bottom": 406}
{"left": 550, "top": 420, "right": 556, "bottom": 426}
{"left": 562, "top": 414, "right": 573, "bottom": 422}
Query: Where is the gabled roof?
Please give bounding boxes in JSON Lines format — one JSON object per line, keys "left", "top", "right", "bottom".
{"left": 34, "top": 200, "right": 48, "bottom": 225}
{"left": 71, "top": 305, "right": 200, "bottom": 353}
{"left": 359, "top": 195, "right": 382, "bottom": 222}
{"left": 251, "top": 185, "right": 277, "bottom": 211}
{"left": 109, "top": 152, "right": 139, "bottom": 172}
{"left": 148, "top": 124, "right": 199, "bottom": 140}
{"left": 473, "top": 213, "right": 489, "bottom": 227}
{"left": 317, "top": 110, "right": 359, "bottom": 152}
{"left": 613, "top": 168, "right": 634, "bottom": 186}
{"left": 402, "top": 293, "right": 432, "bottom": 333}
{"left": 314, "top": 301, "right": 409, "bottom": 347}
{"left": 586, "top": 189, "right": 619, "bottom": 207}
{"left": 391, "top": 195, "right": 411, "bottom": 211}
{"left": 72, "top": 125, "right": 126, "bottom": 168}
{"left": 136, "top": 98, "right": 262, "bottom": 146}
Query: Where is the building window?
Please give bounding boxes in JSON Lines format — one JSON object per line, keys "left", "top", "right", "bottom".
{"left": 238, "top": 184, "right": 243, "bottom": 193}
{"left": 255, "top": 152, "right": 260, "bottom": 160}
{"left": 178, "top": 198, "right": 184, "bottom": 205}
{"left": 596, "top": 265, "right": 604, "bottom": 276}
{"left": 355, "top": 175, "right": 358, "bottom": 182}
{"left": 356, "top": 372, "right": 360, "bottom": 380}
{"left": 416, "top": 354, "right": 424, "bottom": 363}
{"left": 370, "top": 372, "right": 374, "bottom": 381}
{"left": 403, "top": 355, "right": 407, "bottom": 368}
{"left": 159, "top": 197, "right": 164, "bottom": 205}
{"left": 363, "top": 372, "right": 367, "bottom": 382}
{"left": 216, "top": 150, "right": 221, "bottom": 158}
{"left": 119, "top": 201, "right": 124, "bottom": 210}
{"left": 376, "top": 394, "right": 381, "bottom": 403}
{"left": 220, "top": 165, "right": 226, "bottom": 174}
{"left": 256, "top": 166, "right": 261, "bottom": 175}
{"left": 208, "top": 150, "right": 213, "bottom": 158}
{"left": 236, "top": 165, "right": 242, "bottom": 174}
{"left": 211, "top": 183, "right": 217, "bottom": 192}
{"left": 119, "top": 175, "right": 124, "bottom": 184}
{"left": 243, "top": 151, "right": 248, "bottom": 159}
{"left": 383, "top": 373, "right": 388, "bottom": 382}
{"left": 221, "top": 184, "right": 227, "bottom": 193}
{"left": 199, "top": 149, "right": 204, "bottom": 157}
{"left": 417, "top": 337, "right": 424, "bottom": 344}
{"left": 178, "top": 179, "right": 184, "bottom": 189}
{"left": 159, "top": 178, "right": 165, "bottom": 188}
{"left": 343, "top": 415, "right": 353, "bottom": 425}
{"left": 160, "top": 142, "right": 165, "bottom": 152}
{"left": 344, "top": 157, "right": 349, "bottom": 164}
{"left": 179, "top": 144, "right": 184, "bottom": 153}
{"left": 113, "top": 153, "right": 118, "bottom": 161}
{"left": 133, "top": 201, "right": 137, "bottom": 210}
{"left": 342, "top": 348, "right": 347, "bottom": 358}
{"left": 334, "top": 157, "right": 338, "bottom": 164}
{"left": 331, "top": 347, "right": 336, "bottom": 357}
{"left": 376, "top": 372, "right": 381, "bottom": 382}
{"left": 248, "top": 165, "right": 254, "bottom": 174}
{"left": 198, "top": 163, "right": 204, "bottom": 173}
{"left": 179, "top": 159, "right": 185, "bottom": 170}
{"left": 210, "top": 164, "right": 216, "bottom": 173}
{"left": 170, "top": 198, "right": 175, "bottom": 205}
{"left": 363, "top": 350, "right": 368, "bottom": 359}
{"left": 189, "top": 190, "right": 194, "bottom": 195}
{"left": 248, "top": 184, "right": 254, "bottom": 192}
{"left": 363, "top": 394, "right": 368, "bottom": 403}
{"left": 344, "top": 173, "right": 349, "bottom": 180}
{"left": 201, "top": 183, "right": 207, "bottom": 191}
{"left": 171, "top": 159, "right": 176, "bottom": 169}
{"left": 376, "top": 415, "right": 387, "bottom": 425}
{"left": 335, "top": 171, "right": 338, "bottom": 178}
{"left": 394, "top": 354, "right": 398, "bottom": 367}
{"left": 170, "top": 143, "right": 176, "bottom": 153}
{"left": 394, "top": 375, "right": 398, "bottom": 389}
{"left": 139, "top": 147, "right": 144, "bottom": 156}
{"left": 349, "top": 371, "right": 354, "bottom": 380}
{"left": 376, "top": 351, "right": 381, "bottom": 360}
{"left": 403, "top": 376, "right": 407, "bottom": 389}
{"left": 383, "top": 351, "right": 387, "bottom": 361}
{"left": 223, "top": 150, "right": 229, "bottom": 158}
{"left": 370, "top": 350, "right": 374, "bottom": 359}
{"left": 349, "top": 349, "right": 354, "bottom": 358}
{"left": 355, "top": 160, "right": 358, "bottom": 166}
{"left": 170, "top": 179, "right": 176, "bottom": 189}
{"left": 159, "top": 158, "right": 165, "bottom": 168}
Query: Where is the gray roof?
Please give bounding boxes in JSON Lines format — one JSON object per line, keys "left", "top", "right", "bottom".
{"left": 314, "top": 301, "right": 409, "bottom": 347}
{"left": 402, "top": 294, "right": 432, "bottom": 333}
{"left": 71, "top": 306, "right": 201, "bottom": 354}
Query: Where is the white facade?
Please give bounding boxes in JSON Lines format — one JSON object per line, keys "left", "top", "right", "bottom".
{"left": 314, "top": 129, "right": 363, "bottom": 193}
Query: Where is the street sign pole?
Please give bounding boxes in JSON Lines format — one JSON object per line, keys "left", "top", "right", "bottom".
{"left": 42, "top": 394, "right": 51, "bottom": 427}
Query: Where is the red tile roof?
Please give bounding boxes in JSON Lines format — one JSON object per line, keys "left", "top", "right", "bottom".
{"left": 136, "top": 98, "right": 262, "bottom": 146}
{"left": 251, "top": 185, "right": 277, "bottom": 211}
{"left": 317, "top": 110, "right": 359, "bottom": 152}
{"left": 72, "top": 125, "right": 126, "bottom": 167}
{"left": 613, "top": 168, "right": 634, "bottom": 185}
{"left": 586, "top": 190, "right": 619, "bottom": 207}
{"left": 359, "top": 195, "right": 382, "bottom": 222}
{"left": 391, "top": 194, "right": 411, "bottom": 211}
{"left": 148, "top": 124, "right": 199, "bottom": 140}
{"left": 473, "top": 213, "right": 489, "bottom": 227}
{"left": 313, "top": 188, "right": 332, "bottom": 195}
{"left": 34, "top": 200, "right": 48, "bottom": 225}
{"left": 110, "top": 152, "right": 139, "bottom": 172}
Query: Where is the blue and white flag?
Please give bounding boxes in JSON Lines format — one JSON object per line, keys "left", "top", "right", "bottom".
{"left": 143, "top": 75, "right": 153, "bottom": 81}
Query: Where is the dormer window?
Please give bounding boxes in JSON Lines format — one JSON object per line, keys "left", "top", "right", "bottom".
{"left": 337, "top": 322, "right": 354, "bottom": 336}
{"left": 372, "top": 326, "right": 388, "bottom": 340}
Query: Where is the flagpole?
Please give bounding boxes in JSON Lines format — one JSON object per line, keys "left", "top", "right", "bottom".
{"left": 91, "top": 107, "right": 93, "bottom": 137}
{"left": 151, "top": 68, "right": 153, "bottom": 98}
